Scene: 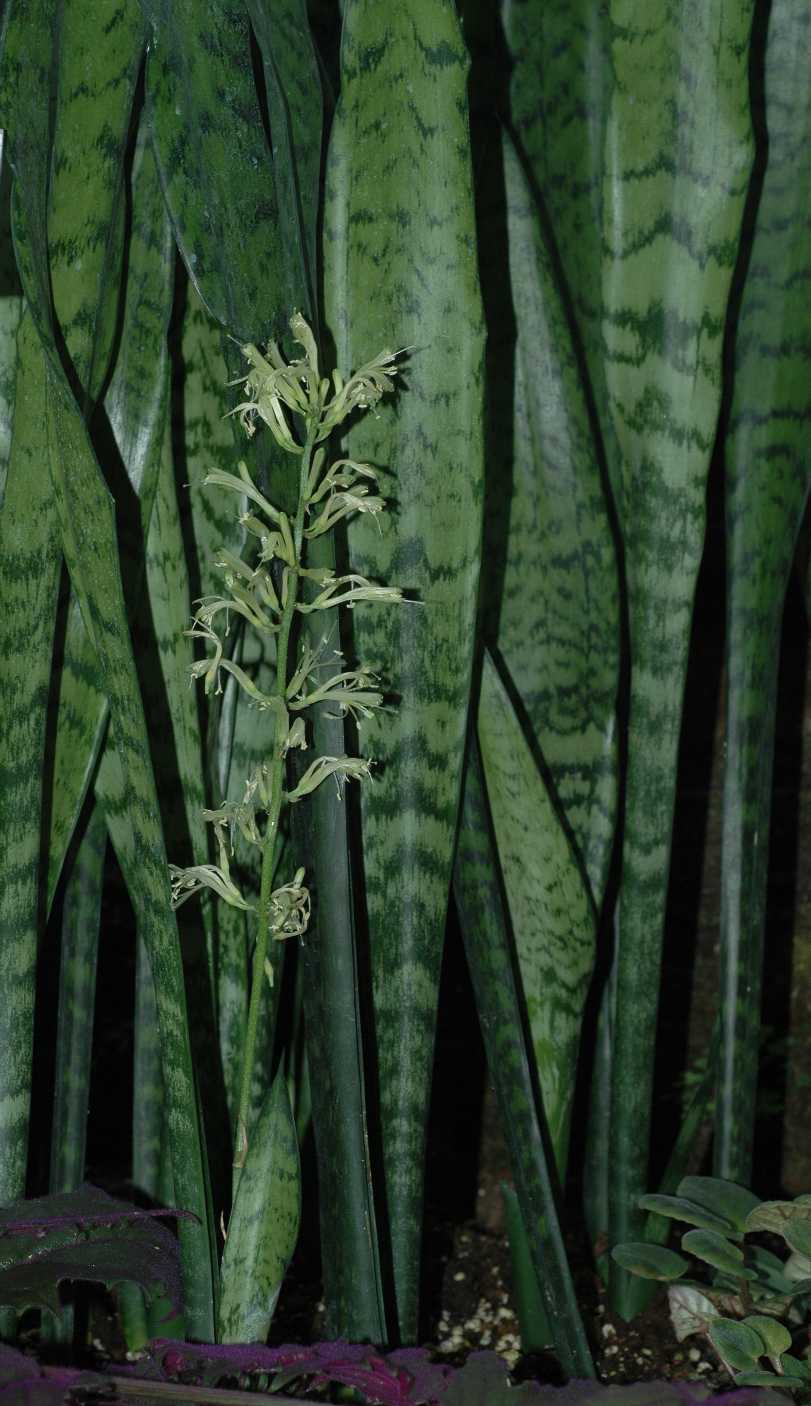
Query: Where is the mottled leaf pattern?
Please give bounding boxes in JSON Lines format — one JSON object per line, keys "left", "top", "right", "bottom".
{"left": 246, "top": 0, "right": 322, "bottom": 323}
{"left": 142, "top": 0, "right": 290, "bottom": 342}
{"left": 47, "top": 123, "right": 175, "bottom": 909}
{"left": 2, "top": 0, "right": 214, "bottom": 1329}
{"left": 323, "top": 0, "right": 485, "bottom": 1337}
{"left": 716, "top": 0, "right": 811, "bottom": 1183}
{"left": 217, "top": 1072, "right": 300, "bottom": 1344}
{"left": 454, "top": 742, "right": 594, "bottom": 1379}
{"left": 478, "top": 651, "right": 596, "bottom": 1167}
{"left": 0, "top": 313, "right": 62, "bottom": 1206}
{"left": 46, "top": 0, "right": 144, "bottom": 404}
{"left": 49, "top": 802, "right": 106, "bottom": 1194}
{"left": 493, "top": 133, "right": 618, "bottom": 904}
{"left": 501, "top": 0, "right": 619, "bottom": 506}
{"left": 603, "top": 1, "right": 755, "bottom": 1308}
{"left": 0, "top": 138, "right": 22, "bottom": 508}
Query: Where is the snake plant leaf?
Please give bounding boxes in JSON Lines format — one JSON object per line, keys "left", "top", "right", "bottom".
{"left": 0, "top": 138, "right": 22, "bottom": 507}
{"left": 716, "top": 0, "right": 811, "bottom": 1184}
{"left": 492, "top": 131, "right": 618, "bottom": 905}
{"left": 47, "top": 121, "right": 176, "bottom": 911}
{"left": 454, "top": 740, "right": 595, "bottom": 1379}
{"left": 677, "top": 1177, "right": 760, "bottom": 1233}
{"left": 218, "top": 1071, "right": 300, "bottom": 1344}
{"left": 0, "top": 313, "right": 62, "bottom": 1208}
{"left": 603, "top": 0, "right": 755, "bottom": 1313}
{"left": 141, "top": 0, "right": 293, "bottom": 342}
{"left": 245, "top": 0, "right": 322, "bottom": 325}
{"left": 501, "top": 0, "right": 619, "bottom": 508}
{"left": 3, "top": 20, "right": 214, "bottom": 1330}
{"left": 478, "top": 650, "right": 596, "bottom": 1168}
{"left": 46, "top": 0, "right": 145, "bottom": 406}
{"left": 49, "top": 801, "right": 106, "bottom": 1195}
{"left": 323, "top": 0, "right": 485, "bottom": 1339}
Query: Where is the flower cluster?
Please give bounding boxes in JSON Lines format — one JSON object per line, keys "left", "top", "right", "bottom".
{"left": 168, "top": 313, "right": 404, "bottom": 954}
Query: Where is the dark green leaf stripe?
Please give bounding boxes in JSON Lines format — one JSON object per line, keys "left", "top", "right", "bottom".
{"left": 501, "top": 0, "right": 620, "bottom": 508}
{"left": 2, "top": 0, "right": 214, "bottom": 1332}
{"left": 47, "top": 123, "right": 176, "bottom": 910}
{"left": 324, "top": 0, "right": 485, "bottom": 1338}
{"left": 493, "top": 133, "right": 619, "bottom": 905}
{"left": 454, "top": 740, "right": 594, "bottom": 1379}
{"left": 603, "top": 0, "right": 755, "bottom": 1313}
{"left": 133, "top": 930, "right": 164, "bottom": 1197}
{"left": 218, "top": 1072, "right": 300, "bottom": 1343}
{"left": 46, "top": 0, "right": 145, "bottom": 406}
{"left": 141, "top": 0, "right": 290, "bottom": 342}
{"left": 42, "top": 372, "right": 214, "bottom": 1337}
{"left": 478, "top": 650, "right": 596, "bottom": 1168}
{"left": 0, "top": 139, "right": 22, "bottom": 508}
{"left": 246, "top": 0, "right": 323, "bottom": 325}
{"left": 717, "top": 0, "right": 811, "bottom": 1183}
{"left": 50, "top": 801, "right": 106, "bottom": 1193}
{"left": 0, "top": 313, "right": 62, "bottom": 1207}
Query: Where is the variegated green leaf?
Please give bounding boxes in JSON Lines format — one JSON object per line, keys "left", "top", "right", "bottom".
{"left": 0, "top": 312, "right": 62, "bottom": 1207}
{"left": 141, "top": 0, "right": 292, "bottom": 341}
{"left": 47, "top": 121, "right": 175, "bottom": 910}
{"left": 501, "top": 0, "right": 619, "bottom": 506}
{"left": 602, "top": 1, "right": 755, "bottom": 1314}
{"left": 492, "top": 132, "right": 618, "bottom": 905}
{"left": 716, "top": 0, "right": 811, "bottom": 1183}
{"left": 0, "top": 136, "right": 22, "bottom": 508}
{"left": 478, "top": 650, "right": 596, "bottom": 1167}
{"left": 246, "top": 0, "right": 322, "bottom": 323}
{"left": 50, "top": 800, "right": 106, "bottom": 1194}
{"left": 218, "top": 1071, "right": 300, "bottom": 1344}
{"left": 2, "top": 0, "right": 214, "bottom": 1328}
{"left": 46, "top": 0, "right": 144, "bottom": 405}
{"left": 454, "top": 740, "right": 595, "bottom": 1379}
{"left": 323, "top": 0, "right": 485, "bottom": 1338}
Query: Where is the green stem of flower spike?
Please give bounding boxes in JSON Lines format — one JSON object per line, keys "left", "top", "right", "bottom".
{"left": 232, "top": 422, "right": 319, "bottom": 1191}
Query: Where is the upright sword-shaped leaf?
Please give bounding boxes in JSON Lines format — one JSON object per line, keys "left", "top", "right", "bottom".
{"left": 717, "top": 0, "right": 811, "bottom": 1183}
{"left": 324, "top": 0, "right": 485, "bottom": 1338}
{"left": 603, "top": 1, "right": 755, "bottom": 1316}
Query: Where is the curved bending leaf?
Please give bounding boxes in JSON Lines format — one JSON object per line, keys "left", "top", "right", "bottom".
{"left": 492, "top": 132, "right": 619, "bottom": 907}
{"left": 324, "top": 0, "right": 485, "bottom": 1338}
{"left": 477, "top": 650, "right": 596, "bottom": 1169}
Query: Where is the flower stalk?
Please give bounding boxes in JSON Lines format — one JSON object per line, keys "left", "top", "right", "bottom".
{"left": 168, "top": 313, "right": 404, "bottom": 1195}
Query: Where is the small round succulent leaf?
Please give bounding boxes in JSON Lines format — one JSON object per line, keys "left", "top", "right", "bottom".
{"left": 785, "top": 1219, "right": 811, "bottom": 1259}
{"left": 677, "top": 1175, "right": 760, "bottom": 1230}
{"left": 638, "top": 1193, "right": 739, "bottom": 1236}
{"left": 611, "top": 1242, "right": 688, "bottom": 1281}
{"left": 682, "top": 1228, "right": 758, "bottom": 1279}
{"left": 780, "top": 1354, "right": 811, "bottom": 1381}
{"left": 709, "top": 1316, "right": 766, "bottom": 1369}
{"left": 742, "top": 1314, "right": 792, "bottom": 1357}
{"left": 734, "top": 1370, "right": 805, "bottom": 1389}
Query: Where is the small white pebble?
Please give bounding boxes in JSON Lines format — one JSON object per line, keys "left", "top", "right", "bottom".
{"left": 688, "top": 1348, "right": 701, "bottom": 1362}
{"left": 696, "top": 1362, "right": 711, "bottom": 1374}
{"left": 641, "top": 1349, "right": 653, "bottom": 1357}
{"left": 453, "top": 1271, "right": 465, "bottom": 1282}
{"left": 601, "top": 1323, "right": 617, "bottom": 1339}
{"left": 604, "top": 1345, "right": 618, "bottom": 1357}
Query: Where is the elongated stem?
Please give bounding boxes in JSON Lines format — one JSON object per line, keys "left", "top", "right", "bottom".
{"left": 232, "top": 425, "right": 318, "bottom": 1181}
